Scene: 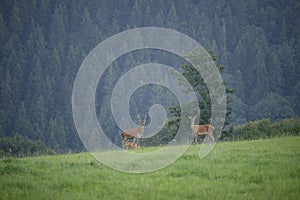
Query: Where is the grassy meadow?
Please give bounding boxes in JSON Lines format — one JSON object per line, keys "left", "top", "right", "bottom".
{"left": 0, "top": 136, "right": 299, "bottom": 200}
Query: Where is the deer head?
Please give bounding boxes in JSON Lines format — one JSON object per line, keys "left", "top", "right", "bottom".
{"left": 138, "top": 114, "right": 147, "bottom": 126}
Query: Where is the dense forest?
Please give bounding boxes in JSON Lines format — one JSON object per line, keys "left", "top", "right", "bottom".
{"left": 0, "top": 0, "right": 299, "bottom": 153}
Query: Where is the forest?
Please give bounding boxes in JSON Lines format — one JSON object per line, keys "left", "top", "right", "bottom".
{"left": 0, "top": 0, "right": 299, "bottom": 154}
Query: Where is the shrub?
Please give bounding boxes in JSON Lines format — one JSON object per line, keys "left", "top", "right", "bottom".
{"left": 0, "top": 135, "right": 53, "bottom": 157}
{"left": 229, "top": 118, "right": 300, "bottom": 141}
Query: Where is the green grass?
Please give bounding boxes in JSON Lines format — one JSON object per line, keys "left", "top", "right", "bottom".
{"left": 0, "top": 137, "right": 299, "bottom": 200}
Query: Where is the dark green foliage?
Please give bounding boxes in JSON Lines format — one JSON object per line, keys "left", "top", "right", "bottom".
{"left": 251, "top": 92, "right": 296, "bottom": 121}
{"left": 142, "top": 118, "right": 179, "bottom": 147}
{"left": 228, "top": 118, "right": 300, "bottom": 140}
{"left": 167, "top": 51, "right": 233, "bottom": 138}
{"left": 0, "top": 135, "right": 53, "bottom": 157}
{"left": 0, "top": 0, "right": 299, "bottom": 152}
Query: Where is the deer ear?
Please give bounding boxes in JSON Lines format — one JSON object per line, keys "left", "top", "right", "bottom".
{"left": 188, "top": 116, "right": 192, "bottom": 119}
{"left": 137, "top": 115, "right": 141, "bottom": 120}
{"left": 144, "top": 114, "right": 147, "bottom": 120}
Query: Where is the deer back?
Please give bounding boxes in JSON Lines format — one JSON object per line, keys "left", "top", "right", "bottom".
{"left": 194, "top": 124, "right": 214, "bottom": 135}
{"left": 121, "top": 126, "right": 143, "bottom": 138}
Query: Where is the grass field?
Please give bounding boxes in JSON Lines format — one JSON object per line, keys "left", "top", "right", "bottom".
{"left": 0, "top": 136, "right": 299, "bottom": 200}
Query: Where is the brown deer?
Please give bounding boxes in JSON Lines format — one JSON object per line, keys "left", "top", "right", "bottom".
{"left": 121, "top": 115, "right": 146, "bottom": 149}
{"left": 126, "top": 142, "right": 141, "bottom": 149}
{"left": 189, "top": 116, "right": 214, "bottom": 144}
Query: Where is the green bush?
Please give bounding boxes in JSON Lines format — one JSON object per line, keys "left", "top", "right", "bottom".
{"left": 0, "top": 135, "right": 53, "bottom": 157}
{"left": 229, "top": 118, "right": 300, "bottom": 141}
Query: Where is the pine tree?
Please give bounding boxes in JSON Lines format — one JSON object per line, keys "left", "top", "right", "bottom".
{"left": 78, "top": 7, "right": 102, "bottom": 52}
{"left": 0, "top": 14, "right": 7, "bottom": 57}
{"left": 13, "top": 102, "right": 31, "bottom": 136}
{"left": 0, "top": 70, "right": 14, "bottom": 135}
{"left": 252, "top": 92, "right": 295, "bottom": 121}
{"left": 252, "top": 48, "right": 269, "bottom": 103}
{"left": 166, "top": 2, "right": 179, "bottom": 29}
{"left": 49, "top": 4, "right": 67, "bottom": 54}
{"left": 8, "top": 1, "right": 23, "bottom": 35}
{"left": 268, "top": 51, "right": 283, "bottom": 94}
{"left": 169, "top": 50, "right": 233, "bottom": 134}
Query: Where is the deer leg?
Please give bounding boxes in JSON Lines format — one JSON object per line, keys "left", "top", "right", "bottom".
{"left": 194, "top": 135, "right": 198, "bottom": 145}
{"left": 208, "top": 134, "right": 214, "bottom": 144}
{"left": 208, "top": 126, "right": 214, "bottom": 144}
{"left": 193, "top": 135, "right": 195, "bottom": 145}
{"left": 135, "top": 137, "right": 142, "bottom": 145}
{"left": 122, "top": 138, "right": 125, "bottom": 149}
{"left": 211, "top": 134, "right": 215, "bottom": 144}
{"left": 122, "top": 136, "right": 125, "bottom": 149}
{"left": 125, "top": 139, "right": 129, "bottom": 150}
{"left": 122, "top": 137, "right": 128, "bottom": 149}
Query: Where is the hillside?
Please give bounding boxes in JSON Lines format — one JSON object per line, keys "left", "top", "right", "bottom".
{"left": 0, "top": 137, "right": 299, "bottom": 199}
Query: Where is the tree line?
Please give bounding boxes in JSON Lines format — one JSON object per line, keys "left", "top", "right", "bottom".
{"left": 0, "top": 0, "right": 299, "bottom": 153}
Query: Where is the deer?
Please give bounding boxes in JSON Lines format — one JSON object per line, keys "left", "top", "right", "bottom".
{"left": 121, "top": 115, "right": 146, "bottom": 149}
{"left": 126, "top": 142, "right": 141, "bottom": 149}
{"left": 188, "top": 116, "right": 214, "bottom": 144}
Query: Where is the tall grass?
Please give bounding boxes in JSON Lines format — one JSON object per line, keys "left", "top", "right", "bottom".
{"left": 0, "top": 137, "right": 299, "bottom": 200}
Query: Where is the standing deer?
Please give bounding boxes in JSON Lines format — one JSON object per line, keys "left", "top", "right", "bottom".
{"left": 121, "top": 115, "right": 146, "bottom": 149}
{"left": 189, "top": 116, "right": 214, "bottom": 144}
